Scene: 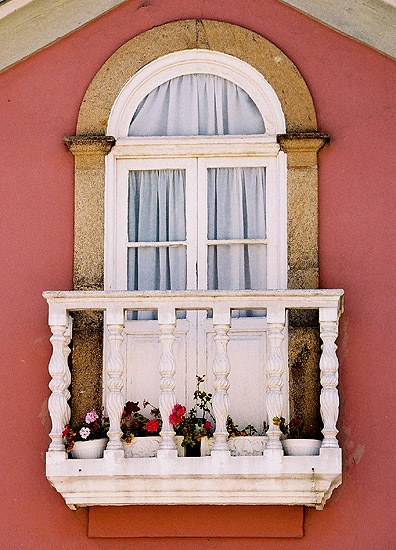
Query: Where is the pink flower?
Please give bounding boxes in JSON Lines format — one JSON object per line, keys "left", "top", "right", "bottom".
{"left": 146, "top": 419, "right": 159, "bottom": 432}
{"left": 85, "top": 410, "right": 99, "bottom": 424}
{"left": 80, "top": 427, "right": 90, "bottom": 439}
{"left": 203, "top": 421, "right": 212, "bottom": 430}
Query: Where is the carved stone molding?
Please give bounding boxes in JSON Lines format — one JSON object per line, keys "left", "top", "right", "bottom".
{"left": 277, "top": 133, "right": 330, "bottom": 168}
{"left": 63, "top": 135, "right": 116, "bottom": 155}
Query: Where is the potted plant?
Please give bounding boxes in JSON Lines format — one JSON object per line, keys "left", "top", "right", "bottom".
{"left": 121, "top": 400, "right": 163, "bottom": 457}
{"left": 226, "top": 417, "right": 268, "bottom": 456}
{"left": 169, "top": 376, "right": 214, "bottom": 456}
{"left": 63, "top": 409, "right": 109, "bottom": 459}
{"left": 200, "top": 416, "right": 268, "bottom": 456}
{"left": 273, "top": 416, "right": 321, "bottom": 456}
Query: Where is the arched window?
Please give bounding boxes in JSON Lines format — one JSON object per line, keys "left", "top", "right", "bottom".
{"left": 105, "top": 51, "right": 287, "bottom": 298}
{"left": 105, "top": 50, "right": 288, "bottom": 423}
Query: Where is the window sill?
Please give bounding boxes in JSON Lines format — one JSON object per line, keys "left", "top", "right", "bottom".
{"left": 46, "top": 447, "right": 341, "bottom": 510}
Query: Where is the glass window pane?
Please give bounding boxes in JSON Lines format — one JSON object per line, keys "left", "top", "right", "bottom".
{"left": 207, "top": 167, "right": 266, "bottom": 240}
{"left": 208, "top": 243, "right": 266, "bottom": 318}
{"left": 127, "top": 246, "right": 186, "bottom": 320}
{"left": 128, "top": 246, "right": 186, "bottom": 291}
{"left": 128, "top": 169, "right": 186, "bottom": 242}
{"left": 207, "top": 244, "right": 266, "bottom": 291}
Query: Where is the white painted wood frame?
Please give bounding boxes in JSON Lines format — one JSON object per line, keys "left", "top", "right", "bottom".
{"left": 104, "top": 48, "right": 288, "bottom": 425}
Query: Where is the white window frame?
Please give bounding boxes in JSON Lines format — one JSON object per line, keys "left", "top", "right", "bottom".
{"left": 105, "top": 50, "right": 287, "bottom": 292}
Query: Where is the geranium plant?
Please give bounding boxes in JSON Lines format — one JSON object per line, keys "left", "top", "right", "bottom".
{"left": 169, "top": 376, "right": 214, "bottom": 449}
{"left": 121, "top": 400, "right": 162, "bottom": 443}
{"left": 63, "top": 409, "right": 109, "bottom": 453}
{"left": 226, "top": 416, "right": 268, "bottom": 437}
{"left": 273, "top": 416, "right": 303, "bottom": 439}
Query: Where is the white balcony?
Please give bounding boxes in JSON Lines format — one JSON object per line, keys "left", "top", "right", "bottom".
{"left": 43, "top": 289, "right": 344, "bottom": 510}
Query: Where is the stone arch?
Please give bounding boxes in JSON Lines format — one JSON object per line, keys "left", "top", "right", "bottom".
{"left": 76, "top": 20, "right": 317, "bottom": 135}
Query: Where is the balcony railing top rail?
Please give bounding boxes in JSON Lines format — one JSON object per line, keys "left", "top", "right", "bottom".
{"left": 43, "top": 288, "right": 344, "bottom": 318}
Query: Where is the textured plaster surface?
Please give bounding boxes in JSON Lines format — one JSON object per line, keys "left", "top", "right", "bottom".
{"left": 89, "top": 505, "right": 304, "bottom": 537}
{"left": 2, "top": 0, "right": 396, "bottom": 547}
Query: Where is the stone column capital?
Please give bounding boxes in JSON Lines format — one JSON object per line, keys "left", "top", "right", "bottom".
{"left": 63, "top": 135, "right": 116, "bottom": 156}
{"left": 277, "top": 133, "right": 330, "bottom": 167}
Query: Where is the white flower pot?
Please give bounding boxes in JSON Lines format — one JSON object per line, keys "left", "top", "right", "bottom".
{"left": 200, "top": 436, "right": 214, "bottom": 456}
{"left": 174, "top": 435, "right": 186, "bottom": 457}
{"left": 123, "top": 435, "right": 185, "bottom": 458}
{"left": 228, "top": 435, "right": 268, "bottom": 456}
{"left": 282, "top": 439, "right": 321, "bottom": 456}
{"left": 123, "top": 436, "right": 161, "bottom": 458}
{"left": 71, "top": 437, "right": 108, "bottom": 459}
{"left": 200, "top": 435, "right": 268, "bottom": 456}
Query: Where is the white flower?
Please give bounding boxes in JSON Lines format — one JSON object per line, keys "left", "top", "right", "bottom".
{"left": 79, "top": 427, "right": 90, "bottom": 439}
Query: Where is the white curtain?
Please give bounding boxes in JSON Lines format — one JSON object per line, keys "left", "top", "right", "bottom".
{"left": 207, "top": 167, "right": 266, "bottom": 317}
{"left": 128, "top": 169, "right": 186, "bottom": 319}
{"left": 207, "top": 167, "right": 266, "bottom": 291}
{"left": 127, "top": 74, "right": 267, "bottom": 318}
{"left": 129, "top": 74, "right": 265, "bottom": 136}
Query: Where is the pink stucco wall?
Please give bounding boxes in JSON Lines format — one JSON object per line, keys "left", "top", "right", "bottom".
{"left": 1, "top": 0, "right": 396, "bottom": 548}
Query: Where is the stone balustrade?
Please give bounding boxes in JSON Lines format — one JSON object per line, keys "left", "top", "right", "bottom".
{"left": 43, "top": 289, "right": 344, "bottom": 509}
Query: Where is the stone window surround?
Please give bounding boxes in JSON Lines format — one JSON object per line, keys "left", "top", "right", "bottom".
{"left": 63, "top": 20, "right": 329, "bottom": 429}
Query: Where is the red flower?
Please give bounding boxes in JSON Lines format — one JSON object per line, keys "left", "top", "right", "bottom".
{"left": 289, "top": 418, "right": 302, "bottom": 428}
{"left": 62, "top": 426, "right": 70, "bottom": 438}
{"left": 124, "top": 401, "right": 140, "bottom": 415}
{"left": 146, "top": 419, "right": 159, "bottom": 432}
{"left": 203, "top": 421, "right": 212, "bottom": 430}
{"left": 169, "top": 403, "right": 186, "bottom": 426}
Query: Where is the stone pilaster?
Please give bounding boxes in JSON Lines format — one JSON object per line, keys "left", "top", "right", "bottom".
{"left": 64, "top": 135, "right": 115, "bottom": 421}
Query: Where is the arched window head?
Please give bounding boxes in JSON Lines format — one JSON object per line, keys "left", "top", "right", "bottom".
{"left": 107, "top": 50, "right": 286, "bottom": 138}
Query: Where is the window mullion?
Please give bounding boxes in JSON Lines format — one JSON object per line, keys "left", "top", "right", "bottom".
{"left": 186, "top": 158, "right": 198, "bottom": 290}
{"left": 196, "top": 158, "right": 208, "bottom": 290}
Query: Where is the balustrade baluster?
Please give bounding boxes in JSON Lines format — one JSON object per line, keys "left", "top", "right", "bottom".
{"left": 212, "top": 307, "right": 231, "bottom": 453}
{"left": 319, "top": 307, "right": 340, "bottom": 448}
{"left": 105, "top": 307, "right": 125, "bottom": 450}
{"left": 63, "top": 315, "right": 73, "bottom": 404}
{"left": 157, "top": 307, "right": 177, "bottom": 452}
{"left": 48, "top": 317, "right": 71, "bottom": 452}
{"left": 266, "top": 306, "right": 286, "bottom": 451}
